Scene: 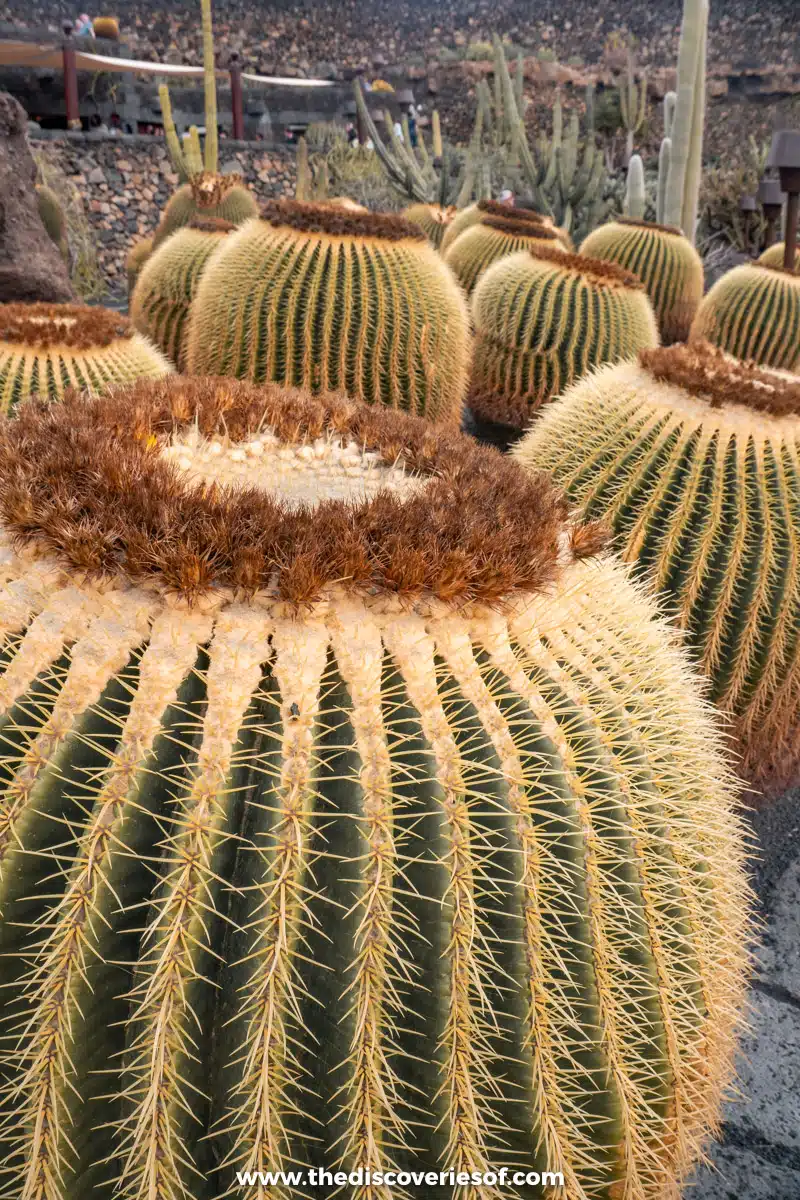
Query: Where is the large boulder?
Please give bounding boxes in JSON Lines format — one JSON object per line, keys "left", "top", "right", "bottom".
{"left": 0, "top": 92, "right": 75, "bottom": 303}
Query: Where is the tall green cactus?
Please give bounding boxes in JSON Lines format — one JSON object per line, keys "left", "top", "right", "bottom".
{"left": 625, "top": 154, "right": 646, "bottom": 220}
{"left": 517, "top": 341, "right": 800, "bottom": 792}
{"left": 0, "top": 376, "right": 751, "bottom": 1200}
{"left": 186, "top": 200, "right": 471, "bottom": 424}
{"left": 664, "top": 0, "right": 709, "bottom": 243}
{"left": 619, "top": 51, "right": 648, "bottom": 164}
{"left": 656, "top": 93, "right": 676, "bottom": 225}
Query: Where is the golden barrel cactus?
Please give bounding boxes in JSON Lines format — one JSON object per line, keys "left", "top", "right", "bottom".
{"left": 131, "top": 217, "right": 235, "bottom": 371}
{"left": 153, "top": 171, "right": 258, "bottom": 250}
{"left": 186, "top": 199, "right": 471, "bottom": 423}
{"left": 0, "top": 375, "right": 749, "bottom": 1200}
{"left": 690, "top": 262, "right": 800, "bottom": 372}
{"left": 581, "top": 217, "right": 704, "bottom": 344}
{"left": 0, "top": 303, "right": 171, "bottom": 410}
{"left": 403, "top": 203, "right": 457, "bottom": 249}
{"left": 517, "top": 340, "right": 800, "bottom": 793}
{"left": 470, "top": 246, "right": 660, "bottom": 432}
{"left": 440, "top": 199, "right": 569, "bottom": 255}
{"left": 445, "top": 210, "right": 567, "bottom": 296}
{"left": 758, "top": 242, "right": 800, "bottom": 274}
{"left": 126, "top": 235, "right": 154, "bottom": 300}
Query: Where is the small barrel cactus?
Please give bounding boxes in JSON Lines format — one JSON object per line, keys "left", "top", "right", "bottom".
{"left": 516, "top": 340, "right": 800, "bottom": 793}
{"left": 758, "top": 242, "right": 800, "bottom": 275}
{"left": 469, "top": 246, "right": 660, "bottom": 432}
{"left": 35, "top": 184, "right": 69, "bottom": 262}
{"left": 153, "top": 171, "right": 258, "bottom": 249}
{"left": 0, "top": 375, "right": 749, "bottom": 1200}
{"left": 0, "top": 302, "right": 172, "bottom": 411}
{"left": 403, "top": 202, "right": 457, "bottom": 249}
{"left": 445, "top": 211, "right": 567, "bottom": 296}
{"left": 131, "top": 217, "right": 235, "bottom": 371}
{"left": 690, "top": 262, "right": 800, "bottom": 372}
{"left": 440, "top": 200, "right": 569, "bottom": 255}
{"left": 126, "top": 235, "right": 155, "bottom": 299}
{"left": 186, "top": 199, "right": 471, "bottom": 424}
{"left": 581, "top": 216, "right": 704, "bottom": 343}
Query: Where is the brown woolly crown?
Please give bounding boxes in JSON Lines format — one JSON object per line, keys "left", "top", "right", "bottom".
{"left": 260, "top": 198, "right": 426, "bottom": 243}
{"left": 641, "top": 342, "right": 800, "bottom": 418}
{"left": 188, "top": 216, "right": 238, "bottom": 234}
{"left": 616, "top": 216, "right": 685, "bottom": 237}
{"left": 0, "top": 377, "right": 606, "bottom": 607}
{"left": 0, "top": 303, "right": 133, "bottom": 349}
{"left": 478, "top": 199, "right": 549, "bottom": 224}
{"left": 189, "top": 171, "right": 246, "bottom": 207}
{"left": 525, "top": 244, "right": 645, "bottom": 290}
{"left": 480, "top": 215, "right": 561, "bottom": 240}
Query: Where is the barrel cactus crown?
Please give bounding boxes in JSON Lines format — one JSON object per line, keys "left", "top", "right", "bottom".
{"left": 517, "top": 340, "right": 800, "bottom": 793}
{"left": 758, "top": 242, "right": 800, "bottom": 274}
{"left": 153, "top": 171, "right": 258, "bottom": 249}
{"left": 581, "top": 216, "right": 704, "bottom": 344}
{"left": 470, "top": 246, "right": 660, "bottom": 433}
{"left": 403, "top": 203, "right": 457, "bottom": 249}
{"left": 444, "top": 212, "right": 566, "bottom": 296}
{"left": 131, "top": 217, "right": 235, "bottom": 371}
{"left": 0, "top": 375, "right": 749, "bottom": 1200}
{"left": 186, "top": 199, "right": 472, "bottom": 424}
{"left": 440, "top": 199, "right": 567, "bottom": 255}
{"left": 690, "top": 262, "right": 800, "bottom": 371}
{"left": 0, "top": 302, "right": 171, "bottom": 411}
{"left": 126, "top": 235, "right": 155, "bottom": 299}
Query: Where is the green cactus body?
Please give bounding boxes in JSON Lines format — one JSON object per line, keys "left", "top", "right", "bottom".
{"left": 758, "top": 242, "right": 800, "bottom": 275}
{"left": 516, "top": 341, "right": 800, "bottom": 792}
{"left": 0, "top": 303, "right": 172, "bottom": 411}
{"left": 186, "top": 200, "right": 471, "bottom": 424}
{"left": 581, "top": 217, "right": 704, "bottom": 344}
{"left": 444, "top": 214, "right": 567, "bottom": 297}
{"left": 470, "top": 247, "right": 660, "bottom": 431}
{"left": 153, "top": 173, "right": 257, "bottom": 250}
{"left": 35, "top": 184, "right": 68, "bottom": 261}
{"left": 402, "top": 203, "right": 457, "bottom": 249}
{"left": 689, "top": 263, "right": 800, "bottom": 371}
{"left": 441, "top": 201, "right": 481, "bottom": 252}
{"left": 131, "top": 218, "right": 235, "bottom": 371}
{"left": 0, "top": 376, "right": 750, "bottom": 1200}
{"left": 126, "top": 236, "right": 154, "bottom": 299}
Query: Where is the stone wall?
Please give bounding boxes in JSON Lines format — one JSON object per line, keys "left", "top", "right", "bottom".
{"left": 30, "top": 131, "right": 296, "bottom": 294}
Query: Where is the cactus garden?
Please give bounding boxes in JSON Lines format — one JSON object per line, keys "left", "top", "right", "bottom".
{"left": 5, "top": 0, "right": 800, "bottom": 1193}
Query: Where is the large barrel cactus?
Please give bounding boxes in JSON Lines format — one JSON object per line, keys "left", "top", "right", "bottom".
{"left": 126, "top": 236, "right": 155, "bottom": 300}
{"left": 0, "top": 302, "right": 171, "bottom": 410}
{"left": 444, "top": 212, "right": 566, "bottom": 296}
{"left": 690, "top": 262, "right": 800, "bottom": 371}
{"left": 469, "top": 247, "right": 659, "bottom": 432}
{"left": 0, "top": 376, "right": 750, "bottom": 1200}
{"left": 186, "top": 200, "right": 471, "bottom": 424}
{"left": 581, "top": 217, "right": 704, "bottom": 344}
{"left": 516, "top": 340, "right": 800, "bottom": 793}
{"left": 131, "top": 217, "right": 235, "bottom": 371}
{"left": 403, "top": 203, "right": 457, "bottom": 249}
{"left": 153, "top": 172, "right": 258, "bottom": 250}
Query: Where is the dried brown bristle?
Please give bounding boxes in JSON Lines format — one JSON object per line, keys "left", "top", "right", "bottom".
{"left": 525, "top": 244, "right": 646, "bottom": 290}
{"left": 187, "top": 216, "right": 238, "bottom": 234}
{"left": 260, "top": 198, "right": 427, "bottom": 243}
{"left": 481, "top": 215, "right": 561, "bottom": 240}
{"left": 641, "top": 342, "right": 800, "bottom": 417}
{"left": 616, "top": 216, "right": 685, "bottom": 237}
{"left": 477, "top": 199, "right": 549, "bottom": 224}
{"left": 0, "top": 303, "right": 133, "bottom": 349}
{"left": 189, "top": 171, "right": 245, "bottom": 207}
{"left": 0, "top": 377, "right": 605, "bottom": 607}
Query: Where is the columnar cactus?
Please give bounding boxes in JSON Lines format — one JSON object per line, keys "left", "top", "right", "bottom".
{"left": 131, "top": 217, "right": 234, "bottom": 370}
{"left": 152, "top": 172, "right": 257, "bottom": 249}
{"left": 0, "top": 376, "right": 749, "bottom": 1200}
{"left": 689, "top": 262, "right": 800, "bottom": 371}
{"left": 126, "top": 235, "right": 155, "bottom": 299}
{"left": 402, "top": 203, "right": 457, "bottom": 249}
{"left": 581, "top": 217, "right": 705, "bottom": 343}
{"left": 664, "top": 0, "right": 709, "bottom": 243}
{"left": 0, "top": 302, "right": 171, "bottom": 410}
{"left": 470, "top": 246, "right": 659, "bottom": 431}
{"left": 186, "top": 200, "right": 471, "bottom": 424}
{"left": 624, "top": 154, "right": 646, "bottom": 220}
{"left": 444, "top": 212, "right": 566, "bottom": 296}
{"left": 517, "top": 341, "right": 800, "bottom": 792}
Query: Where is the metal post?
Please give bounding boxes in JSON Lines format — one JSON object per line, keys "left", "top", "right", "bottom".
{"left": 62, "top": 21, "right": 81, "bottom": 130}
{"left": 355, "top": 74, "right": 366, "bottom": 146}
{"left": 230, "top": 53, "right": 244, "bottom": 140}
{"left": 785, "top": 191, "right": 798, "bottom": 273}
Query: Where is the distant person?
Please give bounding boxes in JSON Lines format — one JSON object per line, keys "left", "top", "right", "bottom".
{"left": 407, "top": 104, "right": 418, "bottom": 148}
{"left": 393, "top": 119, "right": 404, "bottom": 143}
{"left": 498, "top": 188, "right": 515, "bottom": 206}
{"left": 346, "top": 122, "right": 358, "bottom": 146}
{"left": 74, "top": 13, "right": 94, "bottom": 36}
